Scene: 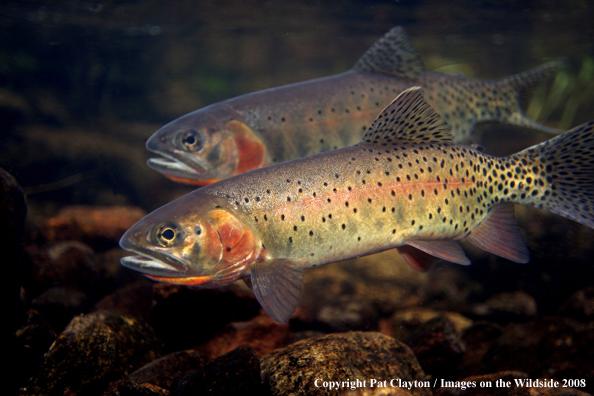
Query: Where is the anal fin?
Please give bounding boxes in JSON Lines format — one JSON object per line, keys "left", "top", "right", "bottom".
{"left": 397, "top": 239, "right": 471, "bottom": 272}
{"left": 407, "top": 239, "right": 471, "bottom": 266}
{"left": 250, "top": 259, "right": 304, "bottom": 323}
{"left": 397, "top": 245, "right": 442, "bottom": 272}
{"left": 466, "top": 202, "right": 529, "bottom": 263}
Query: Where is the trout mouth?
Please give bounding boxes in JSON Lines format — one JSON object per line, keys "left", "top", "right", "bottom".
{"left": 145, "top": 131, "right": 219, "bottom": 181}
{"left": 120, "top": 251, "right": 218, "bottom": 287}
{"left": 146, "top": 152, "right": 210, "bottom": 179}
{"left": 147, "top": 156, "right": 224, "bottom": 185}
{"left": 119, "top": 227, "right": 191, "bottom": 277}
{"left": 121, "top": 253, "right": 215, "bottom": 286}
{"left": 120, "top": 250, "right": 188, "bottom": 278}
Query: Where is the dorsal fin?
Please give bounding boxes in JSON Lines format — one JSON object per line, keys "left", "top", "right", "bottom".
{"left": 353, "top": 26, "right": 425, "bottom": 78}
{"left": 362, "top": 86, "right": 454, "bottom": 145}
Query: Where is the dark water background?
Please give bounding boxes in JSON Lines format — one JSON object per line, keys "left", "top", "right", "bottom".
{"left": 2, "top": 0, "right": 594, "bottom": 343}
{"left": 2, "top": 0, "right": 594, "bottom": 299}
{"left": 2, "top": 0, "right": 593, "bottom": 212}
{"left": 3, "top": 2, "right": 594, "bottom": 394}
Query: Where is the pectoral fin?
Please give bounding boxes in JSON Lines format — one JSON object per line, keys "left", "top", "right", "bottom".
{"left": 466, "top": 202, "right": 529, "bottom": 263}
{"left": 250, "top": 259, "right": 304, "bottom": 323}
{"left": 398, "top": 239, "right": 471, "bottom": 272}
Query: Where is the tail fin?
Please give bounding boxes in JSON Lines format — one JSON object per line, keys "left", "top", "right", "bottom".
{"left": 421, "top": 60, "right": 564, "bottom": 142}
{"left": 510, "top": 120, "right": 594, "bottom": 228}
{"left": 495, "top": 59, "right": 566, "bottom": 134}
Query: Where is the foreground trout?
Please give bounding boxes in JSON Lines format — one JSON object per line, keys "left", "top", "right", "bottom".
{"left": 147, "top": 26, "right": 562, "bottom": 185}
{"left": 121, "top": 87, "right": 594, "bottom": 322}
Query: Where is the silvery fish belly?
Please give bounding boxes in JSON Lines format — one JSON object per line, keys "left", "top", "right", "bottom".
{"left": 121, "top": 87, "right": 594, "bottom": 323}
{"left": 146, "top": 26, "right": 563, "bottom": 185}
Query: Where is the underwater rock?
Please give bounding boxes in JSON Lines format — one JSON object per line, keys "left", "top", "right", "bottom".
{"left": 196, "top": 312, "right": 291, "bottom": 360}
{"left": 342, "top": 388, "right": 416, "bottom": 396}
{"left": 457, "top": 322, "right": 505, "bottom": 377}
{"left": 102, "top": 381, "right": 169, "bottom": 396}
{"left": 104, "top": 350, "right": 208, "bottom": 395}
{"left": 0, "top": 168, "right": 27, "bottom": 344}
{"left": 31, "top": 286, "right": 89, "bottom": 332}
{"left": 44, "top": 205, "right": 146, "bottom": 249}
{"left": 25, "top": 239, "right": 140, "bottom": 332}
{"left": 261, "top": 332, "right": 431, "bottom": 396}
{"left": 421, "top": 265, "right": 482, "bottom": 313}
{"left": 2, "top": 309, "right": 56, "bottom": 396}
{"left": 434, "top": 371, "right": 591, "bottom": 396}
{"left": 27, "top": 240, "right": 97, "bottom": 296}
{"left": 485, "top": 317, "right": 594, "bottom": 394}
{"left": 309, "top": 295, "right": 379, "bottom": 332}
{"left": 471, "top": 291, "right": 538, "bottom": 322}
{"left": 388, "top": 307, "right": 472, "bottom": 342}
{"left": 93, "top": 279, "right": 156, "bottom": 323}
{"left": 406, "top": 315, "right": 466, "bottom": 378}
{"left": 298, "top": 251, "right": 428, "bottom": 330}
{"left": 149, "top": 284, "right": 261, "bottom": 350}
{"left": 25, "top": 311, "right": 164, "bottom": 396}
{"left": 172, "top": 345, "right": 264, "bottom": 396}
{"left": 558, "top": 287, "right": 594, "bottom": 323}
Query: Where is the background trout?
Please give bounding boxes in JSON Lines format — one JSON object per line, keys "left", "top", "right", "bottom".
{"left": 146, "top": 26, "right": 562, "bottom": 185}
{"left": 120, "top": 87, "right": 594, "bottom": 322}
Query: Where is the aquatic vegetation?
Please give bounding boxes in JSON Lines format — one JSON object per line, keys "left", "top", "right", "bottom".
{"left": 526, "top": 56, "right": 594, "bottom": 129}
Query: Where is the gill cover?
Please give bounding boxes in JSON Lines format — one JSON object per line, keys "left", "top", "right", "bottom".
{"left": 145, "top": 208, "right": 260, "bottom": 287}
{"left": 147, "top": 116, "right": 269, "bottom": 185}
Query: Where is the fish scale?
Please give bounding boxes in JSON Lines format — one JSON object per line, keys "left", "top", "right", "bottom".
{"left": 146, "top": 26, "right": 563, "bottom": 185}
{"left": 211, "top": 143, "right": 484, "bottom": 267}
{"left": 120, "top": 87, "right": 594, "bottom": 323}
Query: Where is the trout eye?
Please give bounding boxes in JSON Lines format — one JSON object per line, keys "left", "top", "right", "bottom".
{"left": 178, "top": 129, "right": 203, "bottom": 152}
{"left": 155, "top": 224, "right": 181, "bottom": 247}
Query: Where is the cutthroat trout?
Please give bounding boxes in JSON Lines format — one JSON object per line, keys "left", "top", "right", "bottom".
{"left": 120, "top": 87, "right": 594, "bottom": 323}
{"left": 146, "top": 26, "right": 562, "bottom": 186}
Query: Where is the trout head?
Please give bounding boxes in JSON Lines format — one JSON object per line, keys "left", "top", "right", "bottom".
{"left": 146, "top": 106, "right": 269, "bottom": 186}
{"left": 119, "top": 194, "right": 261, "bottom": 287}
